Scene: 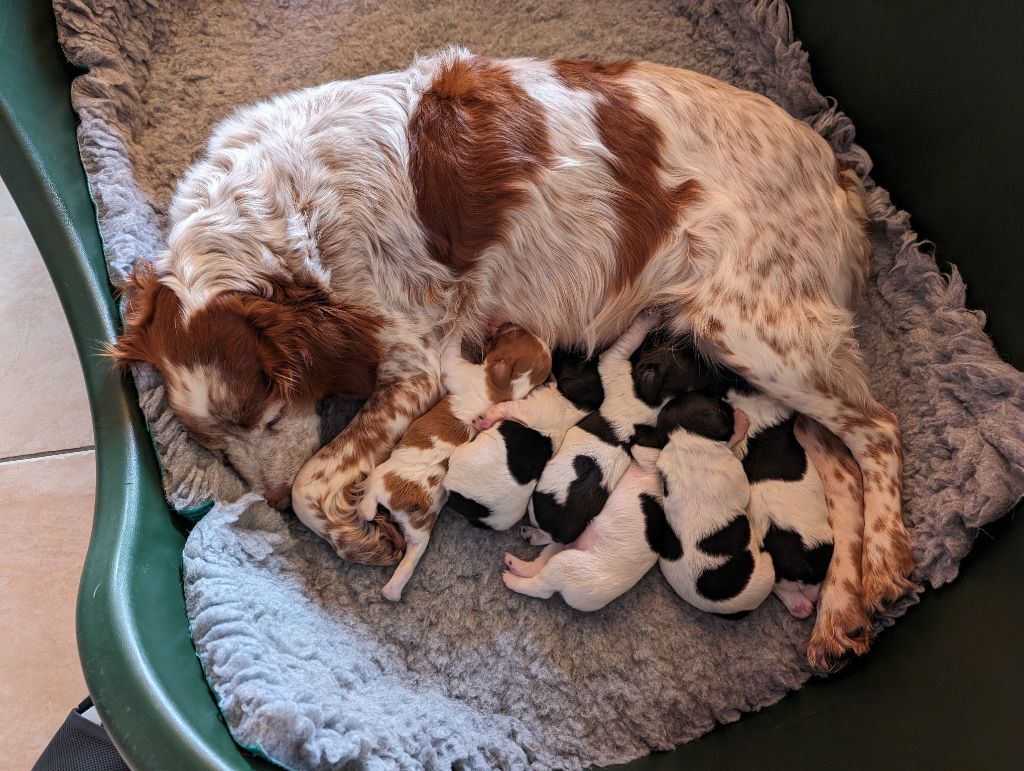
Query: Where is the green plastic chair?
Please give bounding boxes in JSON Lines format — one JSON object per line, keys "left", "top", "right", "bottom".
{"left": 1, "top": 1, "right": 1019, "bottom": 767}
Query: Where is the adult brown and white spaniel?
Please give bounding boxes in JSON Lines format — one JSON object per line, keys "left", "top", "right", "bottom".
{"left": 112, "top": 48, "right": 916, "bottom": 667}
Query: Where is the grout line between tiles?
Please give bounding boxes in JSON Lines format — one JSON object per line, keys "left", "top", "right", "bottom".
{"left": 0, "top": 446, "right": 96, "bottom": 465}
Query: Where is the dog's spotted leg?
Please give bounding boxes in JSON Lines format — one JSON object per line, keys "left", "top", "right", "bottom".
{"left": 293, "top": 362, "right": 443, "bottom": 561}
{"left": 691, "top": 298, "right": 916, "bottom": 663}
{"left": 795, "top": 416, "right": 871, "bottom": 670}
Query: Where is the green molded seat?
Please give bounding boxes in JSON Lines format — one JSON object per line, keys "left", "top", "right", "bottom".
{"left": 1, "top": 1, "right": 1019, "bottom": 767}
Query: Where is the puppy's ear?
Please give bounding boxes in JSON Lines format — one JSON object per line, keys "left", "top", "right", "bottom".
{"left": 244, "top": 283, "right": 382, "bottom": 400}
{"left": 485, "top": 356, "right": 513, "bottom": 396}
{"left": 506, "top": 345, "right": 552, "bottom": 389}
{"left": 634, "top": 361, "right": 667, "bottom": 405}
{"left": 106, "top": 262, "right": 167, "bottom": 367}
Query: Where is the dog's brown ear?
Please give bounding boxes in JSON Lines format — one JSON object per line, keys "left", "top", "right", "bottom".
{"left": 243, "top": 282, "right": 382, "bottom": 401}
{"left": 106, "top": 263, "right": 165, "bottom": 367}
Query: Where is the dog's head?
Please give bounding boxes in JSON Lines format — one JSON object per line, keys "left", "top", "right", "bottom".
{"left": 630, "top": 330, "right": 713, "bottom": 406}
{"left": 109, "top": 264, "right": 382, "bottom": 508}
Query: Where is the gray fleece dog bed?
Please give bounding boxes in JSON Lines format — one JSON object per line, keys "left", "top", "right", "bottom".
{"left": 55, "top": 0, "right": 1024, "bottom": 768}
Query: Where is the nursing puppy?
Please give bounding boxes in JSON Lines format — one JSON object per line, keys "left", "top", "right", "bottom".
{"left": 445, "top": 349, "right": 604, "bottom": 531}
{"left": 655, "top": 392, "right": 776, "bottom": 616}
{"left": 501, "top": 437, "right": 665, "bottom": 612}
{"left": 530, "top": 315, "right": 701, "bottom": 544}
{"left": 727, "top": 387, "right": 834, "bottom": 619}
{"left": 356, "top": 328, "right": 550, "bottom": 600}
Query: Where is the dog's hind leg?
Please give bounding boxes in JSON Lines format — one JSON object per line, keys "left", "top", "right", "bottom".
{"left": 503, "top": 542, "right": 565, "bottom": 578}
{"left": 684, "top": 297, "right": 916, "bottom": 666}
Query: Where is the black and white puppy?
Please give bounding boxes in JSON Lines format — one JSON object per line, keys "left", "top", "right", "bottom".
{"left": 501, "top": 440, "right": 666, "bottom": 612}
{"left": 655, "top": 392, "right": 777, "bottom": 616}
{"left": 529, "top": 315, "right": 707, "bottom": 545}
{"left": 726, "top": 386, "right": 834, "bottom": 619}
{"left": 445, "top": 350, "right": 604, "bottom": 531}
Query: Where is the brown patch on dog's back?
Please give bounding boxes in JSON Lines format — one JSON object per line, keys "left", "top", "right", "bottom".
{"left": 382, "top": 471, "right": 433, "bottom": 516}
{"left": 382, "top": 471, "right": 443, "bottom": 530}
{"left": 409, "top": 55, "right": 553, "bottom": 271}
{"left": 396, "top": 396, "right": 472, "bottom": 451}
{"left": 553, "top": 60, "right": 702, "bottom": 291}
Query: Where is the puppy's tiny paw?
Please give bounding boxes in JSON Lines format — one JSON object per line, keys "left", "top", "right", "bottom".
{"left": 786, "top": 597, "right": 814, "bottom": 619}
{"left": 504, "top": 553, "right": 532, "bottom": 577}
{"left": 381, "top": 583, "right": 403, "bottom": 602}
{"left": 472, "top": 414, "right": 497, "bottom": 431}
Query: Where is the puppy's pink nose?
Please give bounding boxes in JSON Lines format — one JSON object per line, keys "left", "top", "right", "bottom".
{"left": 266, "top": 486, "right": 292, "bottom": 511}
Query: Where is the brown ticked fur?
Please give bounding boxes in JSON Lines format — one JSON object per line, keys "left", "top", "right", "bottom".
{"left": 796, "top": 416, "right": 873, "bottom": 671}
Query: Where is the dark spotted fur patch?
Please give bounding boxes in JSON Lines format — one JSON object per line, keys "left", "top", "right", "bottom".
{"left": 577, "top": 411, "right": 628, "bottom": 447}
{"left": 531, "top": 454, "right": 608, "bottom": 544}
{"left": 499, "top": 421, "right": 553, "bottom": 485}
{"left": 742, "top": 416, "right": 806, "bottom": 484}
{"left": 551, "top": 348, "right": 604, "bottom": 412}
{"left": 695, "top": 517, "right": 757, "bottom": 601}
{"left": 642, "top": 493, "right": 681, "bottom": 559}
{"left": 446, "top": 491, "right": 493, "bottom": 528}
{"left": 631, "top": 424, "right": 661, "bottom": 449}
{"left": 696, "top": 550, "right": 756, "bottom": 602}
{"left": 763, "top": 525, "right": 833, "bottom": 584}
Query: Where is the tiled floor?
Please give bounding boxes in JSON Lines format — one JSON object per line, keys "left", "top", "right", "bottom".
{"left": 0, "top": 180, "right": 96, "bottom": 769}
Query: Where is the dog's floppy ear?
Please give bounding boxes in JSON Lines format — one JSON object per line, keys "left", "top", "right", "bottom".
{"left": 243, "top": 282, "right": 382, "bottom": 400}
{"left": 106, "top": 262, "right": 167, "bottom": 367}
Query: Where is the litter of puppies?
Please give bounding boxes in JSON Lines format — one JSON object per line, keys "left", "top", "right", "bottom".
{"left": 358, "top": 314, "right": 837, "bottom": 624}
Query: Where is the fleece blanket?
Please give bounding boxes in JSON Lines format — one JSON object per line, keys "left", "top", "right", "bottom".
{"left": 55, "top": 0, "right": 1024, "bottom": 768}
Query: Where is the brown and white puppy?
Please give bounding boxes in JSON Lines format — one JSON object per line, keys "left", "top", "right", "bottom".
{"left": 355, "top": 328, "right": 550, "bottom": 600}
{"left": 111, "top": 48, "right": 913, "bottom": 666}
{"left": 446, "top": 349, "right": 604, "bottom": 531}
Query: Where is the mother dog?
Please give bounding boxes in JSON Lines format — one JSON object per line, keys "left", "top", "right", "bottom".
{"left": 111, "top": 49, "right": 915, "bottom": 666}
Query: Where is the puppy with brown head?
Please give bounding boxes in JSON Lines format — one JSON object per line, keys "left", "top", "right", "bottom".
{"left": 356, "top": 327, "right": 551, "bottom": 601}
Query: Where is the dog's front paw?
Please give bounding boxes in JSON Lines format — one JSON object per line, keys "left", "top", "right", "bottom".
{"left": 381, "top": 582, "right": 404, "bottom": 602}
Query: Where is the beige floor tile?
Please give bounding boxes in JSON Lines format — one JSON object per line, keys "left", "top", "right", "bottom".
{"left": 0, "top": 180, "right": 94, "bottom": 459}
{"left": 0, "top": 451, "right": 95, "bottom": 768}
